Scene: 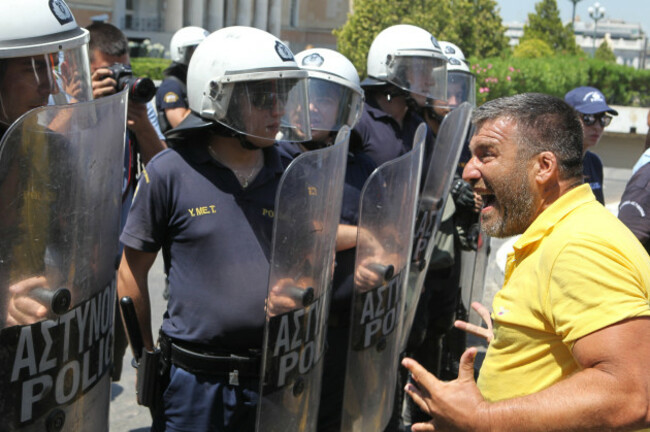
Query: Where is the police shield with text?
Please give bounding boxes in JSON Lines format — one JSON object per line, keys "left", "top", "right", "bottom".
{"left": 341, "top": 133, "right": 424, "bottom": 432}
{"left": 256, "top": 127, "right": 349, "bottom": 431}
{"left": 400, "top": 103, "right": 473, "bottom": 353}
{"left": 0, "top": 1, "right": 128, "bottom": 430}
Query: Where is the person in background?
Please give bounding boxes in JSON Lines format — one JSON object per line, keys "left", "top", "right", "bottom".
{"left": 281, "top": 46, "right": 370, "bottom": 431}
{"left": 403, "top": 93, "right": 650, "bottom": 432}
{"left": 564, "top": 86, "right": 618, "bottom": 204}
{"left": 618, "top": 161, "right": 650, "bottom": 254}
{"left": 156, "top": 26, "right": 209, "bottom": 133}
{"left": 86, "top": 21, "right": 167, "bottom": 381}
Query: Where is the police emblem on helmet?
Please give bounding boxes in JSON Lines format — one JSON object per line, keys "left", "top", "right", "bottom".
{"left": 444, "top": 45, "right": 456, "bottom": 55}
{"left": 431, "top": 36, "right": 441, "bottom": 49}
{"left": 49, "top": 0, "right": 74, "bottom": 25}
{"left": 302, "top": 53, "right": 324, "bottom": 67}
{"left": 275, "top": 41, "right": 294, "bottom": 62}
{"left": 449, "top": 58, "right": 462, "bottom": 66}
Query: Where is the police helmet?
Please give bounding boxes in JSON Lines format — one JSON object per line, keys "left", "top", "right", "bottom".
{"left": 169, "top": 26, "right": 209, "bottom": 65}
{"left": 0, "top": 0, "right": 93, "bottom": 126}
{"left": 439, "top": 41, "right": 476, "bottom": 108}
{"left": 365, "top": 24, "right": 447, "bottom": 102}
{"left": 295, "top": 48, "right": 364, "bottom": 137}
{"left": 187, "top": 26, "right": 311, "bottom": 143}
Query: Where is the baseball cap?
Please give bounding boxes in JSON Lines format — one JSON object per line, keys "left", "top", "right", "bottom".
{"left": 564, "top": 86, "right": 618, "bottom": 116}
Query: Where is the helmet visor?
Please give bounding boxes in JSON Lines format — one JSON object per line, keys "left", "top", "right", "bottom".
{"left": 222, "top": 77, "right": 311, "bottom": 143}
{"left": 0, "top": 45, "right": 92, "bottom": 127}
{"left": 440, "top": 71, "right": 476, "bottom": 109}
{"left": 305, "top": 78, "right": 363, "bottom": 134}
{"left": 386, "top": 54, "right": 447, "bottom": 101}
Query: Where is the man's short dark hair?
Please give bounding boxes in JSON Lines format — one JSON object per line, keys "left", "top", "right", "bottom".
{"left": 472, "top": 93, "right": 584, "bottom": 180}
{"left": 86, "top": 22, "right": 128, "bottom": 61}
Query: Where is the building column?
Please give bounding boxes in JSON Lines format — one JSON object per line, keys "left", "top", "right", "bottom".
{"left": 268, "top": 0, "right": 281, "bottom": 37}
{"left": 164, "top": 0, "right": 183, "bottom": 32}
{"left": 207, "top": 0, "right": 224, "bottom": 30}
{"left": 187, "top": 0, "right": 206, "bottom": 27}
{"left": 225, "top": 0, "right": 237, "bottom": 26}
{"left": 112, "top": 0, "right": 126, "bottom": 27}
{"left": 237, "top": 0, "right": 252, "bottom": 26}
{"left": 253, "top": 0, "right": 268, "bottom": 31}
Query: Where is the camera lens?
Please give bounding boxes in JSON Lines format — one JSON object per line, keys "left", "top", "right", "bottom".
{"left": 127, "top": 77, "right": 157, "bottom": 104}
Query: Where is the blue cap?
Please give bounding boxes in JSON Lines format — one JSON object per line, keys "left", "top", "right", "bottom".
{"left": 564, "top": 86, "right": 618, "bottom": 116}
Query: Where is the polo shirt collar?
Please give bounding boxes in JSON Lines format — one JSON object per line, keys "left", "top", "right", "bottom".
{"left": 513, "top": 184, "right": 595, "bottom": 254}
{"left": 184, "top": 141, "right": 281, "bottom": 172}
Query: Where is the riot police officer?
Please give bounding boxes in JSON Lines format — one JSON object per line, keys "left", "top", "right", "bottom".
{"left": 402, "top": 40, "right": 482, "bottom": 430}
{"left": 155, "top": 26, "right": 209, "bottom": 133}
{"left": 280, "top": 47, "right": 371, "bottom": 431}
{"left": 0, "top": 1, "right": 128, "bottom": 430}
{"left": 352, "top": 24, "right": 446, "bottom": 167}
{"left": 117, "top": 26, "right": 312, "bottom": 431}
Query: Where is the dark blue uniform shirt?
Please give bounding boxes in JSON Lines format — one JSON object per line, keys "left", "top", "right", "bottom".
{"left": 155, "top": 77, "right": 188, "bottom": 112}
{"left": 352, "top": 100, "right": 434, "bottom": 168}
{"left": 120, "top": 142, "right": 288, "bottom": 349}
{"left": 583, "top": 150, "right": 605, "bottom": 204}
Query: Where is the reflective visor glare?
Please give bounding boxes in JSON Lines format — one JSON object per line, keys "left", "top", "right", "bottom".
{"left": 224, "top": 78, "right": 311, "bottom": 142}
{"left": 386, "top": 55, "right": 447, "bottom": 100}
{"left": 445, "top": 72, "right": 476, "bottom": 108}
{"left": 307, "top": 79, "right": 361, "bottom": 131}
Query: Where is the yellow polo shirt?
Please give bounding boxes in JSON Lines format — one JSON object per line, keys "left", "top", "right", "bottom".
{"left": 478, "top": 184, "right": 650, "bottom": 403}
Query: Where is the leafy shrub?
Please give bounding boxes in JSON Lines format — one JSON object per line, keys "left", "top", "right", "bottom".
{"left": 469, "top": 55, "right": 650, "bottom": 106}
{"left": 131, "top": 58, "right": 171, "bottom": 81}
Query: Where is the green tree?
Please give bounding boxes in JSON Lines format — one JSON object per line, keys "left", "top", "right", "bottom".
{"left": 449, "top": 0, "right": 509, "bottom": 58}
{"left": 520, "top": 0, "right": 581, "bottom": 55}
{"left": 513, "top": 38, "right": 554, "bottom": 58}
{"left": 595, "top": 39, "right": 616, "bottom": 63}
{"left": 334, "top": 0, "right": 507, "bottom": 78}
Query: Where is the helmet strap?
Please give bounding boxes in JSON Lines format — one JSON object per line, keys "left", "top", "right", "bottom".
{"left": 237, "top": 134, "right": 263, "bottom": 150}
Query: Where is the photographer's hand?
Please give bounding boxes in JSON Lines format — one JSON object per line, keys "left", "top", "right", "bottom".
{"left": 91, "top": 67, "right": 117, "bottom": 99}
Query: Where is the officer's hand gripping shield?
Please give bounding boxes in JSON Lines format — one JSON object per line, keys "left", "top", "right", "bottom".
{"left": 400, "top": 103, "right": 473, "bottom": 353}
{"left": 0, "top": 91, "right": 128, "bottom": 431}
{"left": 256, "top": 127, "right": 350, "bottom": 431}
{"left": 341, "top": 135, "right": 424, "bottom": 432}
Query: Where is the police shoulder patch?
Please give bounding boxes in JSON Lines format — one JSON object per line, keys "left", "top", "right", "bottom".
{"left": 49, "top": 0, "right": 74, "bottom": 25}
{"left": 164, "top": 92, "right": 180, "bottom": 103}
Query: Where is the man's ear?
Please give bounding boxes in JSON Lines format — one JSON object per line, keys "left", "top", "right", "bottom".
{"left": 534, "top": 151, "right": 556, "bottom": 185}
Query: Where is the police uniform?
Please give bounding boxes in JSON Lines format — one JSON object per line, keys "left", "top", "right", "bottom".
{"left": 618, "top": 161, "right": 650, "bottom": 253}
{"left": 120, "top": 132, "right": 290, "bottom": 431}
{"left": 583, "top": 150, "right": 605, "bottom": 205}
{"left": 352, "top": 100, "right": 434, "bottom": 168}
{"left": 155, "top": 63, "right": 188, "bottom": 133}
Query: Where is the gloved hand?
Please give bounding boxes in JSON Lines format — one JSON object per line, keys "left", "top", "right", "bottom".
{"left": 451, "top": 178, "right": 475, "bottom": 209}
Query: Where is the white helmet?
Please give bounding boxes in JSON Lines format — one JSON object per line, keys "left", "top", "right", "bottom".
{"left": 170, "top": 26, "right": 209, "bottom": 65}
{"left": 365, "top": 24, "right": 447, "bottom": 101}
{"left": 187, "top": 26, "right": 310, "bottom": 143}
{"left": 0, "top": 0, "right": 92, "bottom": 126}
{"left": 295, "top": 48, "right": 364, "bottom": 136}
{"left": 438, "top": 41, "right": 476, "bottom": 108}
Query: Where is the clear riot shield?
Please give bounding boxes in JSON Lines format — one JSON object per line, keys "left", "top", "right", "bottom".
{"left": 0, "top": 91, "right": 128, "bottom": 432}
{"left": 256, "top": 127, "right": 349, "bottom": 431}
{"left": 400, "top": 103, "right": 472, "bottom": 353}
{"left": 341, "top": 136, "right": 424, "bottom": 432}
{"left": 462, "top": 230, "right": 491, "bottom": 327}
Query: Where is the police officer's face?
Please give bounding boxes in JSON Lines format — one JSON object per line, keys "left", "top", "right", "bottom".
{"left": 0, "top": 56, "right": 55, "bottom": 126}
{"left": 309, "top": 93, "right": 340, "bottom": 142}
{"left": 240, "top": 88, "right": 286, "bottom": 147}
{"left": 447, "top": 81, "right": 465, "bottom": 108}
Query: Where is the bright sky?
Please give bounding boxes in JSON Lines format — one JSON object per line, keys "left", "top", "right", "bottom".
{"left": 495, "top": 0, "right": 649, "bottom": 34}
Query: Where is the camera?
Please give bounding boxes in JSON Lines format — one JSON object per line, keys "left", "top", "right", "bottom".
{"left": 107, "top": 63, "right": 156, "bottom": 104}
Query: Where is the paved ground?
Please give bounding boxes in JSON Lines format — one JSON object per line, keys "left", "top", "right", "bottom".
{"left": 108, "top": 166, "right": 633, "bottom": 431}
